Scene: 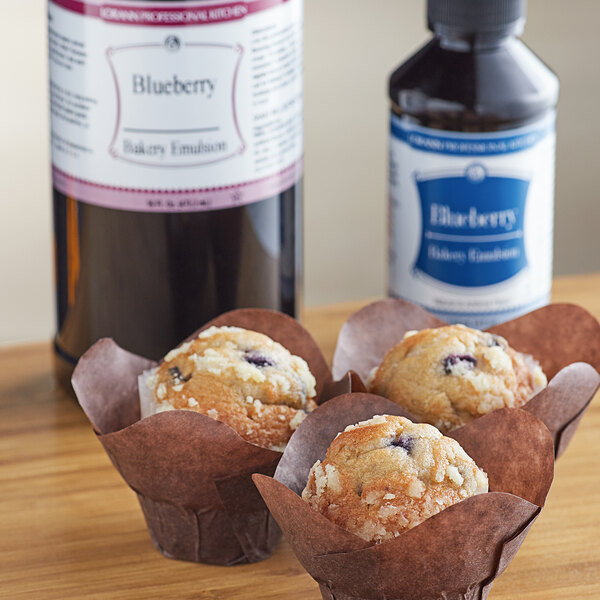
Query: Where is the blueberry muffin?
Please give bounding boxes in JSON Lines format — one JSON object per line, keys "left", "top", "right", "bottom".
{"left": 139, "top": 326, "right": 317, "bottom": 451}
{"left": 302, "top": 415, "right": 488, "bottom": 543}
{"left": 367, "top": 325, "right": 547, "bottom": 433}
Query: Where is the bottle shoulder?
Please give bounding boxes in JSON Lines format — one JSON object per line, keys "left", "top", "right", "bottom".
{"left": 389, "top": 38, "right": 559, "bottom": 131}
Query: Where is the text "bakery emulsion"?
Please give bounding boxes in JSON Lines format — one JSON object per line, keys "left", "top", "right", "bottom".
{"left": 122, "top": 138, "right": 228, "bottom": 158}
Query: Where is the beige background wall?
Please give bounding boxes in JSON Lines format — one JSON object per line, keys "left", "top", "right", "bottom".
{"left": 1, "top": 0, "right": 599, "bottom": 345}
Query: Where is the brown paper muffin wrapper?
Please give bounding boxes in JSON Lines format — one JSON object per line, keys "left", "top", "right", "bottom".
{"left": 253, "top": 393, "right": 555, "bottom": 600}
{"left": 332, "top": 300, "right": 600, "bottom": 458}
{"left": 72, "top": 308, "right": 360, "bottom": 565}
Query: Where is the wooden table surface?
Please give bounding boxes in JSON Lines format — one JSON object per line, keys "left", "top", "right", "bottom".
{"left": 2, "top": 273, "right": 600, "bottom": 599}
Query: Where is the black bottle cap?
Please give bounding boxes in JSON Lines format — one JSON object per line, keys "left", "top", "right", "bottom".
{"left": 427, "top": 0, "right": 526, "bottom": 33}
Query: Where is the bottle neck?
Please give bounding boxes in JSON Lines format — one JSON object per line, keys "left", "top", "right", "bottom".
{"left": 432, "top": 21, "right": 524, "bottom": 51}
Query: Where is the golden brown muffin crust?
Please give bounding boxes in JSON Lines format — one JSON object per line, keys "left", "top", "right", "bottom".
{"left": 302, "top": 415, "right": 488, "bottom": 543}
{"left": 142, "top": 326, "right": 317, "bottom": 451}
{"left": 369, "top": 325, "right": 547, "bottom": 432}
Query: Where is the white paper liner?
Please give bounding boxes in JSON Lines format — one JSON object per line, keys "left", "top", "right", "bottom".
{"left": 138, "top": 368, "right": 159, "bottom": 420}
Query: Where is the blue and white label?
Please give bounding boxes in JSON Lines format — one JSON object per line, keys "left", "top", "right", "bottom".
{"left": 414, "top": 164, "right": 530, "bottom": 287}
{"left": 389, "top": 113, "right": 555, "bottom": 329}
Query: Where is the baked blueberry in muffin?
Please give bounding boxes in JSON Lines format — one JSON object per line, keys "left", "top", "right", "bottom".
{"left": 367, "top": 325, "right": 547, "bottom": 433}
{"left": 139, "top": 326, "right": 317, "bottom": 451}
{"left": 302, "top": 415, "right": 488, "bottom": 542}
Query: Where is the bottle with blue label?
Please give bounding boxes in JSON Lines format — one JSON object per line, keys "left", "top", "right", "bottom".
{"left": 388, "top": 0, "right": 559, "bottom": 329}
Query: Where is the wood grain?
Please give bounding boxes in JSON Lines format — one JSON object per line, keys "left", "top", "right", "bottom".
{"left": 1, "top": 273, "right": 599, "bottom": 599}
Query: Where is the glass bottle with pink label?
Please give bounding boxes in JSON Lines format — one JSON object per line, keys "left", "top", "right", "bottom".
{"left": 49, "top": 0, "right": 304, "bottom": 386}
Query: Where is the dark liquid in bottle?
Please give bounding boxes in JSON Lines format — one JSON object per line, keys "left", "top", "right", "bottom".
{"left": 389, "top": 35, "right": 558, "bottom": 134}
{"left": 53, "top": 183, "right": 302, "bottom": 386}
{"left": 387, "top": 10, "right": 559, "bottom": 327}
{"left": 51, "top": 0, "right": 303, "bottom": 388}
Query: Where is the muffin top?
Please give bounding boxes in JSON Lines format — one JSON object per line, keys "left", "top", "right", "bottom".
{"left": 368, "top": 325, "right": 547, "bottom": 433}
{"left": 302, "top": 414, "right": 488, "bottom": 543}
{"left": 140, "top": 326, "right": 317, "bottom": 451}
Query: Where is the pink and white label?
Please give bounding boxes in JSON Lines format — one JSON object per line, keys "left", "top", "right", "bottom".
{"left": 48, "top": 0, "right": 303, "bottom": 212}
